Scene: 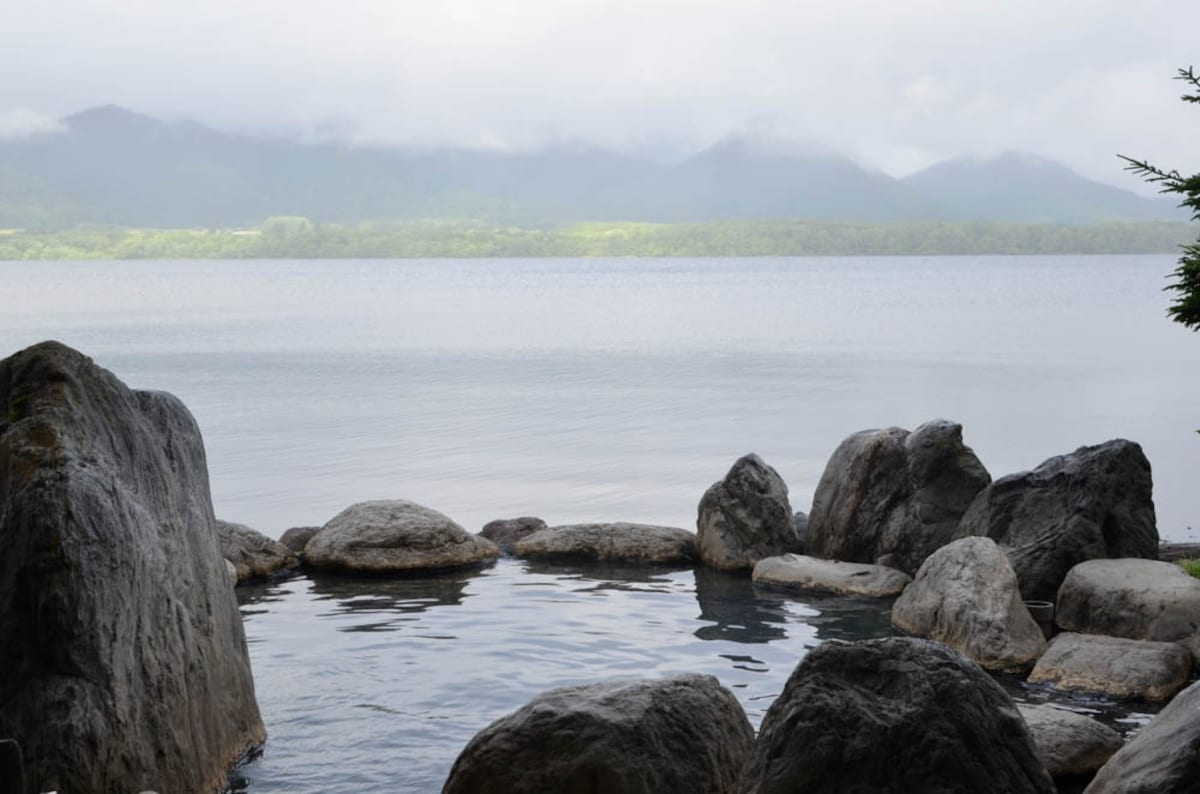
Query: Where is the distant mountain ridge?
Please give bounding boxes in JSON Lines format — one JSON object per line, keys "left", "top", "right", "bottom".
{"left": 0, "top": 105, "right": 1185, "bottom": 228}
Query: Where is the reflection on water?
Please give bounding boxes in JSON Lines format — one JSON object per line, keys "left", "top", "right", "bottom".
{"left": 692, "top": 567, "right": 791, "bottom": 643}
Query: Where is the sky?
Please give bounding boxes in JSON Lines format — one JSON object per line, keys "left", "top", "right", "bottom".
{"left": 2, "top": 0, "right": 1197, "bottom": 189}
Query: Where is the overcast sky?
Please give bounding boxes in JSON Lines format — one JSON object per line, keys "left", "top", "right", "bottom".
{"left": 2, "top": 0, "right": 1197, "bottom": 188}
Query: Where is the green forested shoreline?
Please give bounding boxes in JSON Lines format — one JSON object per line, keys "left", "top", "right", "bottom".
{"left": 0, "top": 218, "right": 1193, "bottom": 260}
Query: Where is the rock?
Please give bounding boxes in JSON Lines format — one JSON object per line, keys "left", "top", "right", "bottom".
{"left": 791, "top": 511, "right": 809, "bottom": 552}
{"left": 224, "top": 559, "right": 238, "bottom": 587}
{"left": 480, "top": 516, "right": 548, "bottom": 555}
{"left": 0, "top": 739, "right": 24, "bottom": 794}
{"left": 514, "top": 523, "right": 696, "bottom": 565}
{"left": 1056, "top": 558, "right": 1200, "bottom": 645}
{"left": 891, "top": 536, "right": 1046, "bottom": 672}
{"left": 1028, "top": 633, "right": 1191, "bottom": 701}
{"left": 752, "top": 553, "right": 911, "bottom": 597}
{"left": 958, "top": 440, "right": 1159, "bottom": 602}
{"left": 1016, "top": 704, "right": 1123, "bottom": 781}
{"left": 0, "top": 341, "right": 264, "bottom": 793}
{"left": 216, "top": 519, "right": 299, "bottom": 583}
{"left": 738, "top": 637, "right": 1054, "bottom": 793}
{"left": 806, "top": 420, "right": 991, "bottom": 575}
{"left": 278, "top": 525, "right": 321, "bottom": 554}
{"left": 696, "top": 454, "right": 796, "bottom": 571}
{"left": 443, "top": 674, "right": 753, "bottom": 794}
{"left": 304, "top": 500, "right": 500, "bottom": 573}
{"left": 1084, "top": 678, "right": 1200, "bottom": 792}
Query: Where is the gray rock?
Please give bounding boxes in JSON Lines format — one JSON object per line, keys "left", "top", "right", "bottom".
{"left": 278, "top": 525, "right": 321, "bottom": 554}
{"left": 217, "top": 519, "right": 299, "bottom": 583}
{"left": 305, "top": 499, "right": 500, "bottom": 573}
{"left": 1056, "top": 558, "right": 1200, "bottom": 645}
{"left": 224, "top": 559, "right": 238, "bottom": 587}
{"left": 1028, "top": 633, "right": 1191, "bottom": 701}
{"left": 0, "top": 341, "right": 264, "bottom": 793}
{"left": 0, "top": 739, "right": 23, "bottom": 794}
{"left": 696, "top": 454, "right": 796, "bottom": 571}
{"left": 958, "top": 440, "right": 1159, "bottom": 602}
{"left": 892, "top": 536, "right": 1046, "bottom": 672}
{"left": 443, "top": 674, "right": 753, "bottom": 794}
{"left": 1084, "top": 677, "right": 1200, "bottom": 792}
{"left": 806, "top": 420, "right": 991, "bottom": 575}
{"left": 739, "top": 637, "right": 1055, "bottom": 794}
{"left": 1017, "top": 704, "right": 1123, "bottom": 781}
{"left": 480, "top": 516, "right": 548, "bottom": 555}
{"left": 752, "top": 553, "right": 911, "bottom": 597}
{"left": 514, "top": 523, "right": 696, "bottom": 565}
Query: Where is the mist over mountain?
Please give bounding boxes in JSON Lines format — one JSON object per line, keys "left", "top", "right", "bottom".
{"left": 0, "top": 106, "right": 1185, "bottom": 229}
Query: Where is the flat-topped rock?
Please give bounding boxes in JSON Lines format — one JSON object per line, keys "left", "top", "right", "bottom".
{"left": 515, "top": 523, "right": 696, "bottom": 565}
{"left": 444, "top": 674, "right": 753, "bottom": 794}
{"left": 697, "top": 453, "right": 796, "bottom": 571}
{"left": 1028, "top": 633, "right": 1191, "bottom": 701}
{"left": 305, "top": 500, "right": 500, "bottom": 573}
{"left": 217, "top": 520, "right": 299, "bottom": 583}
{"left": 892, "top": 536, "right": 1046, "bottom": 672}
{"left": 1017, "top": 704, "right": 1123, "bottom": 781}
{"left": 752, "top": 554, "right": 911, "bottom": 597}
{"left": 480, "top": 516, "right": 548, "bottom": 555}
{"left": 1084, "top": 678, "right": 1200, "bottom": 792}
{"left": 1056, "top": 558, "right": 1200, "bottom": 644}
{"left": 278, "top": 525, "right": 321, "bottom": 555}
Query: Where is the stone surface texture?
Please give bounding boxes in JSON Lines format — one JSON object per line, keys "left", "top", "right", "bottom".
{"left": 1028, "top": 633, "right": 1191, "bottom": 700}
{"left": 1056, "top": 558, "right": 1200, "bottom": 643}
{"left": 278, "top": 525, "right": 321, "bottom": 554}
{"left": 443, "top": 674, "right": 753, "bottom": 794}
{"left": 696, "top": 454, "right": 796, "bottom": 571}
{"left": 0, "top": 341, "right": 264, "bottom": 794}
{"left": 738, "top": 637, "right": 1054, "bottom": 794}
{"left": 480, "top": 516, "right": 549, "bottom": 554}
{"left": 514, "top": 523, "right": 696, "bottom": 565}
{"left": 892, "top": 536, "right": 1046, "bottom": 672}
{"left": 305, "top": 500, "right": 500, "bottom": 573}
{"left": 752, "top": 553, "right": 911, "bottom": 597}
{"left": 806, "top": 420, "right": 991, "bottom": 575}
{"left": 217, "top": 519, "right": 298, "bottom": 583}
{"left": 1016, "top": 704, "right": 1123, "bottom": 781}
{"left": 957, "top": 440, "right": 1158, "bottom": 602}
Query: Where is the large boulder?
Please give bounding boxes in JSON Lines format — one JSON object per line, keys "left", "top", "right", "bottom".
{"left": 1016, "top": 704, "right": 1122, "bottom": 782}
{"left": 480, "top": 516, "right": 547, "bottom": 555}
{"left": 514, "top": 523, "right": 696, "bottom": 565}
{"left": 696, "top": 454, "right": 796, "bottom": 571}
{"left": 1028, "top": 633, "right": 1191, "bottom": 701}
{"left": 443, "top": 674, "right": 753, "bottom": 794}
{"left": 738, "top": 637, "right": 1054, "bottom": 793}
{"left": 1085, "top": 678, "right": 1200, "bottom": 792}
{"left": 1056, "top": 558, "right": 1200, "bottom": 644}
{"left": 304, "top": 500, "right": 500, "bottom": 573}
{"left": 957, "top": 440, "right": 1158, "bottom": 602}
{"left": 0, "top": 341, "right": 264, "bottom": 793}
{"left": 216, "top": 519, "right": 299, "bottom": 583}
{"left": 752, "top": 553, "right": 911, "bottom": 598}
{"left": 806, "top": 420, "right": 991, "bottom": 575}
{"left": 892, "top": 536, "right": 1046, "bottom": 672}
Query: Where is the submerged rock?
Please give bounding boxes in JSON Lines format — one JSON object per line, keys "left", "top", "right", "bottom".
{"left": 696, "top": 454, "right": 796, "bottom": 571}
{"left": 480, "top": 516, "right": 548, "bottom": 555}
{"left": 278, "top": 525, "right": 321, "bottom": 555}
{"left": 957, "top": 440, "right": 1158, "bottom": 602}
{"left": 1084, "top": 678, "right": 1200, "bottom": 792}
{"left": 0, "top": 341, "right": 264, "bottom": 793}
{"left": 892, "top": 536, "right": 1046, "bottom": 672}
{"left": 305, "top": 500, "right": 499, "bottom": 573}
{"left": 739, "top": 637, "right": 1054, "bottom": 793}
{"left": 217, "top": 519, "right": 299, "bottom": 583}
{"left": 1055, "top": 558, "right": 1200, "bottom": 645}
{"left": 444, "top": 674, "right": 753, "bottom": 794}
{"left": 515, "top": 523, "right": 696, "bottom": 565}
{"left": 1028, "top": 633, "right": 1191, "bottom": 701}
{"left": 806, "top": 420, "right": 991, "bottom": 575}
{"left": 1016, "top": 704, "right": 1122, "bottom": 782}
{"left": 752, "top": 553, "right": 911, "bottom": 597}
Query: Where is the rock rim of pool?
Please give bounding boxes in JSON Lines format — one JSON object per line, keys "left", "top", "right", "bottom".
{"left": 752, "top": 553, "right": 911, "bottom": 597}
{"left": 515, "top": 522, "right": 697, "bottom": 565}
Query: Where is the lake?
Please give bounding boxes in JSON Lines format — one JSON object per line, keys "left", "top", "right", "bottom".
{"left": 0, "top": 254, "right": 1195, "bottom": 790}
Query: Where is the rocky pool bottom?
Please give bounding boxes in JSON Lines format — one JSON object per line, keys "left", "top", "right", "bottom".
{"left": 230, "top": 559, "right": 1164, "bottom": 793}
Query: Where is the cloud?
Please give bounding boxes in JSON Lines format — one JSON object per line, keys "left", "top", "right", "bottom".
{"left": 0, "top": 108, "right": 65, "bottom": 139}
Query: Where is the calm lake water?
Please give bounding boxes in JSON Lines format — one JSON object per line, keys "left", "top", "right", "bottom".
{"left": 0, "top": 255, "right": 1195, "bottom": 790}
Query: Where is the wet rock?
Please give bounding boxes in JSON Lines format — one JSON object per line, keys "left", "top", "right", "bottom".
{"left": 739, "top": 637, "right": 1054, "bottom": 793}
{"left": 696, "top": 454, "right": 796, "bottom": 571}
{"left": 752, "top": 553, "right": 911, "bottom": 597}
{"left": 0, "top": 341, "right": 264, "bottom": 793}
{"left": 1028, "top": 633, "right": 1191, "bottom": 700}
{"left": 305, "top": 500, "right": 500, "bottom": 573}
{"left": 480, "top": 516, "right": 548, "bottom": 555}
{"left": 892, "top": 536, "right": 1046, "bottom": 672}
{"left": 806, "top": 420, "right": 991, "bottom": 575}
{"left": 278, "top": 525, "right": 321, "bottom": 555}
{"left": 1016, "top": 704, "right": 1122, "bottom": 781}
{"left": 515, "top": 523, "right": 696, "bottom": 565}
{"left": 958, "top": 440, "right": 1158, "bottom": 602}
{"left": 444, "top": 674, "right": 753, "bottom": 794}
{"left": 1056, "top": 558, "right": 1200, "bottom": 645}
{"left": 217, "top": 519, "right": 299, "bottom": 583}
{"left": 1085, "top": 678, "right": 1200, "bottom": 792}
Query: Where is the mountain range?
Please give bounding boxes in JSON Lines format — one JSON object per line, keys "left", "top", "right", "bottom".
{"left": 0, "top": 105, "right": 1184, "bottom": 228}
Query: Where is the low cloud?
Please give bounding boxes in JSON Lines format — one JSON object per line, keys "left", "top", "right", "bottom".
{"left": 0, "top": 108, "right": 65, "bottom": 139}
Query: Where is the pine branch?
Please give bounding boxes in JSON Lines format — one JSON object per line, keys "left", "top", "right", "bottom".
{"left": 1178, "top": 66, "right": 1200, "bottom": 104}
